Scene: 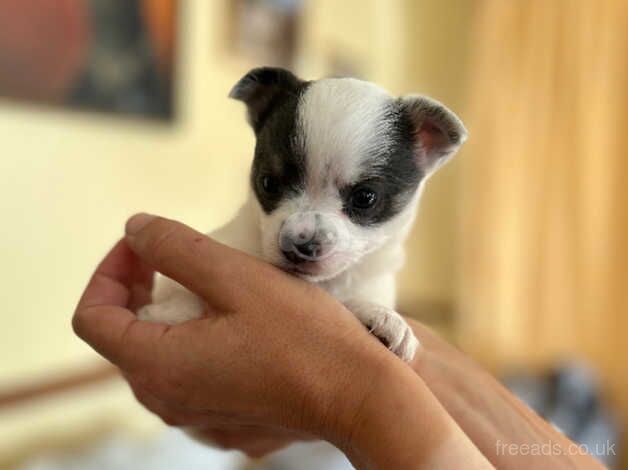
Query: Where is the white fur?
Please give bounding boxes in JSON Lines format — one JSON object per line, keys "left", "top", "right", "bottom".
{"left": 298, "top": 78, "right": 395, "bottom": 186}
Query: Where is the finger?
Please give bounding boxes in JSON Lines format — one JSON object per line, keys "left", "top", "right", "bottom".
{"left": 128, "top": 252, "right": 155, "bottom": 309}
{"left": 195, "top": 427, "right": 298, "bottom": 458}
{"left": 75, "top": 240, "right": 133, "bottom": 312}
{"left": 124, "top": 214, "right": 266, "bottom": 310}
{"left": 238, "top": 437, "right": 296, "bottom": 459}
{"left": 74, "top": 304, "right": 169, "bottom": 368}
{"left": 128, "top": 280, "right": 153, "bottom": 312}
{"left": 127, "top": 379, "right": 209, "bottom": 427}
{"left": 75, "top": 239, "right": 154, "bottom": 312}
{"left": 73, "top": 240, "right": 166, "bottom": 368}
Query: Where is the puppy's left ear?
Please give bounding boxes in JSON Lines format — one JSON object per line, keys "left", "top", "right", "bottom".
{"left": 398, "top": 96, "right": 467, "bottom": 175}
{"left": 229, "top": 67, "right": 304, "bottom": 133}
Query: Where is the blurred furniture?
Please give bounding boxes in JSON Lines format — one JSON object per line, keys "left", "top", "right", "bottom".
{"left": 504, "top": 363, "right": 621, "bottom": 468}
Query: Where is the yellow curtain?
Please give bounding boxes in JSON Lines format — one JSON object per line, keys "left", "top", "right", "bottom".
{"left": 459, "top": 0, "right": 628, "bottom": 448}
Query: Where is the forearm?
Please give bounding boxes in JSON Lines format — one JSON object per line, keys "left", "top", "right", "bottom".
{"left": 408, "top": 320, "right": 604, "bottom": 469}
{"left": 330, "top": 353, "right": 493, "bottom": 470}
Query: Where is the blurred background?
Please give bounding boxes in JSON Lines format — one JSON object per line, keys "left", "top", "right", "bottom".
{"left": 0, "top": 0, "right": 626, "bottom": 468}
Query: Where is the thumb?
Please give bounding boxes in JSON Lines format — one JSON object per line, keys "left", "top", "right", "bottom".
{"left": 72, "top": 239, "right": 169, "bottom": 369}
{"left": 73, "top": 303, "right": 167, "bottom": 370}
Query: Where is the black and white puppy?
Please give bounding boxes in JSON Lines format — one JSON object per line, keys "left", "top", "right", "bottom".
{"left": 138, "top": 67, "right": 467, "bottom": 362}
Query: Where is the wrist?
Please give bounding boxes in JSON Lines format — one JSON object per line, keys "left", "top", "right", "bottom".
{"left": 320, "top": 349, "right": 490, "bottom": 469}
{"left": 289, "top": 336, "right": 389, "bottom": 440}
{"left": 334, "top": 356, "right": 444, "bottom": 468}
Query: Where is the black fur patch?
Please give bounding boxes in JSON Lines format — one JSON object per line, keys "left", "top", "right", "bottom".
{"left": 340, "top": 103, "right": 423, "bottom": 226}
{"left": 250, "top": 81, "right": 311, "bottom": 213}
{"left": 230, "top": 67, "right": 304, "bottom": 133}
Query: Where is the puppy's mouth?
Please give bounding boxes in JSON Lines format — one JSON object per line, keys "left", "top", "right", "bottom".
{"left": 278, "top": 255, "right": 349, "bottom": 283}
{"left": 283, "top": 260, "right": 324, "bottom": 277}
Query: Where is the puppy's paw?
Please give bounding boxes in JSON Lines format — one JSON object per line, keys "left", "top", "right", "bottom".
{"left": 345, "top": 300, "right": 419, "bottom": 362}
{"left": 137, "top": 304, "right": 169, "bottom": 323}
{"left": 367, "top": 309, "right": 418, "bottom": 362}
{"left": 137, "top": 292, "right": 205, "bottom": 325}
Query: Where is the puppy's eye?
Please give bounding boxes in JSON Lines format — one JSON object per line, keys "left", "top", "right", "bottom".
{"left": 351, "top": 187, "right": 378, "bottom": 209}
{"left": 261, "top": 175, "right": 281, "bottom": 195}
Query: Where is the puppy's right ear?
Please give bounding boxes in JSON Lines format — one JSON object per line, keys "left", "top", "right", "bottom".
{"left": 229, "top": 67, "right": 303, "bottom": 133}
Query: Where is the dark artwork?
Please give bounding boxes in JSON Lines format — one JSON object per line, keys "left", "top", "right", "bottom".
{"left": 0, "top": 0, "right": 177, "bottom": 120}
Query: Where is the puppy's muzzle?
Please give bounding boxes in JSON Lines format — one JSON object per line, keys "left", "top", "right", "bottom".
{"left": 279, "top": 212, "right": 339, "bottom": 264}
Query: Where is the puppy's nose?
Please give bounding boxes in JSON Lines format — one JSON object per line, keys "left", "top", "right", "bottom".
{"left": 279, "top": 211, "right": 340, "bottom": 264}
{"left": 280, "top": 231, "right": 337, "bottom": 263}
{"left": 295, "top": 240, "right": 322, "bottom": 258}
{"left": 282, "top": 238, "right": 327, "bottom": 264}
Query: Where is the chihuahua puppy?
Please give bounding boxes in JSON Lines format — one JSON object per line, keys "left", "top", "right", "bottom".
{"left": 138, "top": 67, "right": 467, "bottom": 362}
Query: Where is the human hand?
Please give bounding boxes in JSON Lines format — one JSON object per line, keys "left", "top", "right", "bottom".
{"left": 72, "top": 215, "right": 381, "bottom": 444}
{"left": 72, "top": 214, "right": 492, "bottom": 469}
{"left": 407, "top": 321, "right": 605, "bottom": 470}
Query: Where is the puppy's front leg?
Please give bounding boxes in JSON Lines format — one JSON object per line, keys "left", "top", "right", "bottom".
{"left": 344, "top": 299, "right": 419, "bottom": 362}
{"left": 138, "top": 289, "right": 205, "bottom": 325}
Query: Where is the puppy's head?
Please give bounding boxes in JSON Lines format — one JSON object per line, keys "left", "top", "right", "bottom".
{"left": 230, "top": 67, "right": 467, "bottom": 282}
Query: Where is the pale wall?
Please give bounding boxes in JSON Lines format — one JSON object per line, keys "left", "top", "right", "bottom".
{"left": 0, "top": 1, "right": 255, "bottom": 383}
{"left": 396, "top": 0, "right": 474, "bottom": 311}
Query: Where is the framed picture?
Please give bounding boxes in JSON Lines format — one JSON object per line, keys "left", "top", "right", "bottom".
{"left": 0, "top": 0, "right": 179, "bottom": 121}
{"left": 225, "top": 0, "right": 303, "bottom": 67}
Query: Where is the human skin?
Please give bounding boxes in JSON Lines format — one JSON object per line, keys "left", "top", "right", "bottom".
{"left": 72, "top": 214, "right": 603, "bottom": 470}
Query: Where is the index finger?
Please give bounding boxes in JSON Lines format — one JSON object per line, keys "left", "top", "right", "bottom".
{"left": 123, "top": 214, "right": 273, "bottom": 311}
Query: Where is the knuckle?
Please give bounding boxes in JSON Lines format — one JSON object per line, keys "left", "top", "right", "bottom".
{"left": 131, "top": 388, "right": 147, "bottom": 405}
{"left": 143, "top": 366, "right": 191, "bottom": 406}
{"left": 131, "top": 370, "right": 160, "bottom": 396}
{"left": 210, "top": 432, "right": 235, "bottom": 450}
{"left": 71, "top": 311, "right": 84, "bottom": 337}
{"left": 245, "top": 448, "right": 269, "bottom": 459}
{"left": 146, "top": 222, "right": 181, "bottom": 265}
{"left": 160, "top": 414, "right": 180, "bottom": 426}
{"left": 185, "top": 234, "right": 213, "bottom": 267}
{"left": 71, "top": 305, "right": 97, "bottom": 340}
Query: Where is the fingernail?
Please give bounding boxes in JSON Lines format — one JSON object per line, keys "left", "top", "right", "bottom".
{"left": 126, "top": 213, "right": 155, "bottom": 235}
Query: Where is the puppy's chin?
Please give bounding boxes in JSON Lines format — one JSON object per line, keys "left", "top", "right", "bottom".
{"left": 276, "top": 256, "right": 354, "bottom": 283}
{"left": 287, "top": 265, "right": 343, "bottom": 283}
